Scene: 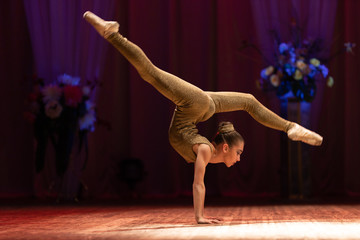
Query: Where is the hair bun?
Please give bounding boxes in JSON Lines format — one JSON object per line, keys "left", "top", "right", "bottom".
{"left": 218, "top": 122, "right": 235, "bottom": 134}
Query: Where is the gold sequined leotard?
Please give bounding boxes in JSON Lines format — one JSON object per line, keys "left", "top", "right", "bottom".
{"left": 105, "top": 33, "right": 293, "bottom": 162}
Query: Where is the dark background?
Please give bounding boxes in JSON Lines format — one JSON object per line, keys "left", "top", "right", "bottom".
{"left": 1, "top": 0, "right": 359, "bottom": 200}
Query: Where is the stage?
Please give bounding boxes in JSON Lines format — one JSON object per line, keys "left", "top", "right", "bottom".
{"left": 1, "top": 199, "right": 360, "bottom": 240}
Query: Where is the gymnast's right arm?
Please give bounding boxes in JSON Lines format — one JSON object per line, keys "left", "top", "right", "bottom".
{"left": 193, "top": 144, "right": 221, "bottom": 224}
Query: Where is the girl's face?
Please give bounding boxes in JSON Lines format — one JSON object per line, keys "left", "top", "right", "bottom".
{"left": 223, "top": 141, "right": 244, "bottom": 167}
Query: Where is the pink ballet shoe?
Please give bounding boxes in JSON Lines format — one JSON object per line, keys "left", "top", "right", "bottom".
{"left": 287, "top": 123, "right": 323, "bottom": 146}
{"left": 83, "top": 11, "right": 119, "bottom": 38}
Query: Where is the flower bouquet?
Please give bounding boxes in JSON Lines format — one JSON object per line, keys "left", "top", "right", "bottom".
{"left": 24, "top": 74, "right": 96, "bottom": 176}
{"left": 259, "top": 40, "right": 331, "bottom": 102}
{"left": 252, "top": 23, "right": 355, "bottom": 102}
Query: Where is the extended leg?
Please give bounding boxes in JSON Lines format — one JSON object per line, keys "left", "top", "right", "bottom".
{"left": 83, "top": 11, "right": 208, "bottom": 109}
{"left": 206, "top": 91, "right": 323, "bottom": 146}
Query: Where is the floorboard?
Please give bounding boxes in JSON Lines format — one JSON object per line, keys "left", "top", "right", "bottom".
{"left": 1, "top": 200, "right": 360, "bottom": 239}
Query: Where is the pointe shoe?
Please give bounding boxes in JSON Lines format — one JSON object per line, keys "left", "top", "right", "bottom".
{"left": 287, "top": 123, "right": 323, "bottom": 146}
{"left": 83, "top": 11, "right": 119, "bottom": 38}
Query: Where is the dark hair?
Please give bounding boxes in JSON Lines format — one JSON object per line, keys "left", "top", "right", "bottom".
{"left": 213, "top": 122, "right": 244, "bottom": 147}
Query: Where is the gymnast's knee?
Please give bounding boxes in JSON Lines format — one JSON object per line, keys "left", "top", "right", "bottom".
{"left": 195, "top": 94, "right": 212, "bottom": 110}
{"left": 243, "top": 93, "right": 258, "bottom": 113}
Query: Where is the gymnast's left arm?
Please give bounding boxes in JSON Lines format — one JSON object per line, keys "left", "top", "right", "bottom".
{"left": 192, "top": 144, "right": 221, "bottom": 224}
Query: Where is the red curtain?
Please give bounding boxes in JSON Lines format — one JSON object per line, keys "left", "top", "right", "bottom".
{"left": 342, "top": 0, "right": 360, "bottom": 196}
{"left": 312, "top": 0, "right": 360, "bottom": 196}
{"left": 0, "top": 0, "right": 34, "bottom": 196}
{"left": 1, "top": 0, "right": 359, "bottom": 199}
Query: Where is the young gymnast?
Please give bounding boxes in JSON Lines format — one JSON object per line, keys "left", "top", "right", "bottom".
{"left": 83, "top": 11, "right": 323, "bottom": 224}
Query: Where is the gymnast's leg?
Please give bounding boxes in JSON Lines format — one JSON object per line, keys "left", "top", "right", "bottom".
{"left": 206, "top": 91, "right": 323, "bottom": 146}
{"left": 83, "top": 11, "right": 322, "bottom": 146}
{"left": 83, "top": 11, "right": 208, "bottom": 109}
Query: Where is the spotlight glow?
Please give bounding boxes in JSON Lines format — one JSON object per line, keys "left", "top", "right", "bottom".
{"left": 89, "top": 221, "right": 360, "bottom": 239}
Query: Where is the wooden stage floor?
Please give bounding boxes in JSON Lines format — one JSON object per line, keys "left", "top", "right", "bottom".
{"left": 1, "top": 199, "right": 360, "bottom": 240}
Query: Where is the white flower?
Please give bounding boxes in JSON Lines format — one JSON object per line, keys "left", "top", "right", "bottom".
{"left": 45, "top": 100, "right": 63, "bottom": 119}
{"left": 296, "top": 60, "right": 307, "bottom": 71}
{"left": 294, "top": 70, "right": 303, "bottom": 80}
{"left": 79, "top": 111, "right": 96, "bottom": 131}
{"left": 82, "top": 86, "right": 91, "bottom": 96}
{"left": 58, "top": 74, "right": 80, "bottom": 86}
{"left": 327, "top": 76, "right": 334, "bottom": 87}
{"left": 270, "top": 74, "right": 280, "bottom": 87}
{"left": 41, "top": 85, "right": 62, "bottom": 103}
{"left": 310, "top": 58, "right": 320, "bottom": 67}
{"left": 265, "top": 66, "right": 274, "bottom": 76}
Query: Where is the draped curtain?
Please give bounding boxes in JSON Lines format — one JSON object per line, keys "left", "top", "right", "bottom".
{"left": 251, "top": 0, "right": 338, "bottom": 61}
{"left": 23, "top": 0, "right": 115, "bottom": 83}
{"left": 1, "top": 0, "right": 360, "bottom": 199}
{"left": 0, "top": 0, "right": 34, "bottom": 196}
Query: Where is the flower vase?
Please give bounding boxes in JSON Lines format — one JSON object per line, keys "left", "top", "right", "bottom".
{"left": 59, "top": 130, "right": 88, "bottom": 201}
{"left": 280, "top": 93, "right": 312, "bottom": 199}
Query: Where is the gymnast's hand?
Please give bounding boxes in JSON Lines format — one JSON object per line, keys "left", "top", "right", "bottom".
{"left": 196, "top": 216, "right": 222, "bottom": 224}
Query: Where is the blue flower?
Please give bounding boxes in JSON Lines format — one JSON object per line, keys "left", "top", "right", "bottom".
{"left": 289, "top": 50, "right": 296, "bottom": 63}
{"left": 284, "top": 64, "right": 295, "bottom": 75}
{"left": 260, "top": 68, "right": 268, "bottom": 79}
{"left": 318, "top": 65, "right": 328, "bottom": 78}
{"left": 58, "top": 74, "right": 80, "bottom": 86}
{"left": 279, "top": 43, "right": 288, "bottom": 54}
{"left": 308, "top": 64, "right": 317, "bottom": 78}
{"left": 85, "top": 100, "right": 94, "bottom": 111}
{"left": 79, "top": 110, "right": 96, "bottom": 131}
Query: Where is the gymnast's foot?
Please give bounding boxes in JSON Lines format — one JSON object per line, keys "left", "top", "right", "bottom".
{"left": 287, "top": 123, "right": 323, "bottom": 146}
{"left": 83, "top": 11, "right": 119, "bottom": 38}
